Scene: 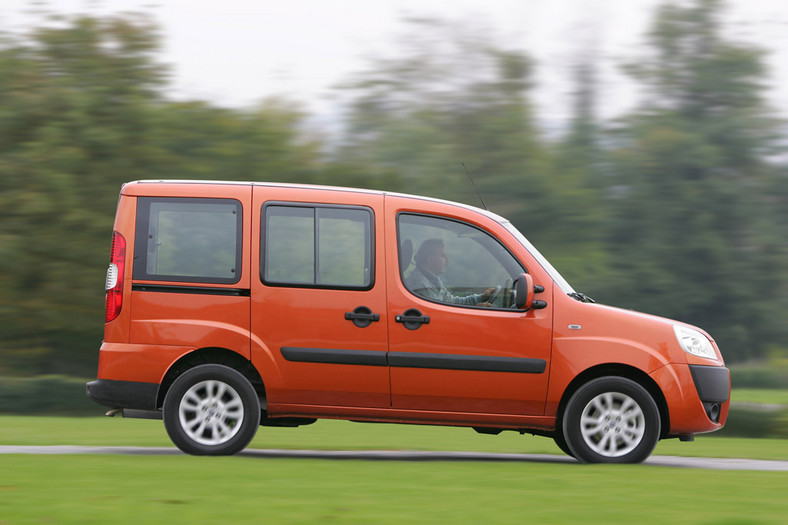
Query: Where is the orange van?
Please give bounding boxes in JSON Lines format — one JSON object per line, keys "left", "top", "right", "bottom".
{"left": 87, "top": 180, "right": 730, "bottom": 463}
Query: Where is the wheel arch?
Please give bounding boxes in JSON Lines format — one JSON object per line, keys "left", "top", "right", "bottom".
{"left": 156, "top": 347, "right": 266, "bottom": 410}
{"left": 555, "top": 364, "right": 670, "bottom": 439}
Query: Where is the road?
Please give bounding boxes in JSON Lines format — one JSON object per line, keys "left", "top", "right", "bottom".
{"left": 1, "top": 445, "right": 787, "bottom": 471}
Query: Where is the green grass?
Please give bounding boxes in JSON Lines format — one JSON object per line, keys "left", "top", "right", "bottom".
{"left": 1, "top": 454, "right": 786, "bottom": 524}
{"left": 1, "top": 416, "right": 786, "bottom": 524}
{"left": 2, "top": 415, "right": 787, "bottom": 460}
{"left": 732, "top": 389, "right": 788, "bottom": 405}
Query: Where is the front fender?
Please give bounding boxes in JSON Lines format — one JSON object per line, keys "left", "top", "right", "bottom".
{"left": 546, "top": 335, "right": 672, "bottom": 416}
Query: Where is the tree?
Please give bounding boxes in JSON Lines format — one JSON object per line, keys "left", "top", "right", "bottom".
{"left": 0, "top": 14, "right": 323, "bottom": 375}
{"left": 334, "top": 18, "right": 613, "bottom": 294}
{"left": 146, "top": 98, "right": 323, "bottom": 183}
{"left": 335, "top": 17, "right": 549, "bottom": 214}
{"left": 0, "top": 14, "right": 167, "bottom": 374}
{"left": 541, "top": 59, "right": 608, "bottom": 289}
{"left": 602, "top": 0, "right": 785, "bottom": 360}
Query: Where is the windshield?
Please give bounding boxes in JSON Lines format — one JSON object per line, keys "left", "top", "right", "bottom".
{"left": 501, "top": 221, "right": 575, "bottom": 294}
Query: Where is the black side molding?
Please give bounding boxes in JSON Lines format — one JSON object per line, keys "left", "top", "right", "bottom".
{"left": 281, "top": 347, "right": 388, "bottom": 367}
{"left": 388, "top": 352, "right": 546, "bottom": 374}
{"left": 280, "top": 347, "right": 546, "bottom": 374}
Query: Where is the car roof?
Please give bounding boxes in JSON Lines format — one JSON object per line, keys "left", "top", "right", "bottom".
{"left": 127, "top": 179, "right": 509, "bottom": 224}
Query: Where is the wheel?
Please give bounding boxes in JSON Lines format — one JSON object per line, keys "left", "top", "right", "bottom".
{"left": 163, "top": 364, "right": 261, "bottom": 455}
{"left": 562, "top": 377, "right": 660, "bottom": 464}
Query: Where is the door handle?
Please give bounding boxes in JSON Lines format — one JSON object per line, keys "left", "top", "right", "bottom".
{"left": 345, "top": 306, "right": 380, "bottom": 328}
{"left": 395, "top": 308, "right": 430, "bottom": 330}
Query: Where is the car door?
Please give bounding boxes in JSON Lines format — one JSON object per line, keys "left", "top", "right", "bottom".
{"left": 385, "top": 196, "right": 553, "bottom": 416}
{"left": 250, "top": 186, "right": 390, "bottom": 409}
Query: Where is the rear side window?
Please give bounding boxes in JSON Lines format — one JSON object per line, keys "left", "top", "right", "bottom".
{"left": 262, "top": 203, "right": 373, "bottom": 289}
{"left": 134, "top": 197, "right": 242, "bottom": 284}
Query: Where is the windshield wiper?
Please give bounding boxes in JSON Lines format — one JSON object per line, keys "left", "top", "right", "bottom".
{"left": 568, "top": 292, "right": 595, "bottom": 303}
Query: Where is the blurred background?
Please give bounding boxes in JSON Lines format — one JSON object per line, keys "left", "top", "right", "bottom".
{"left": 0, "top": 0, "right": 786, "bottom": 437}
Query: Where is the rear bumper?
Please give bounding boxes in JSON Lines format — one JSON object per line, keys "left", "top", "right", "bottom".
{"left": 86, "top": 379, "right": 159, "bottom": 410}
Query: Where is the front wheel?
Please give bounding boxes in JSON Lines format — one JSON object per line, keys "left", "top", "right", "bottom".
{"left": 163, "top": 364, "right": 261, "bottom": 455}
{"left": 562, "top": 377, "right": 660, "bottom": 464}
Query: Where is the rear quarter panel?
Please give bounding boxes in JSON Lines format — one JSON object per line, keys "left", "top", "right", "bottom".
{"left": 100, "top": 182, "right": 253, "bottom": 384}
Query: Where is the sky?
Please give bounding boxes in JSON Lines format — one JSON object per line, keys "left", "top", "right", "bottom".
{"left": 2, "top": 0, "right": 787, "bottom": 129}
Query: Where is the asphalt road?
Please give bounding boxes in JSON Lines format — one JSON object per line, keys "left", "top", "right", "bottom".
{"left": 1, "top": 445, "right": 787, "bottom": 471}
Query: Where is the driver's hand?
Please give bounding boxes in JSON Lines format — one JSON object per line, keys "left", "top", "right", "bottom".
{"left": 476, "top": 302, "right": 493, "bottom": 308}
{"left": 481, "top": 287, "right": 496, "bottom": 301}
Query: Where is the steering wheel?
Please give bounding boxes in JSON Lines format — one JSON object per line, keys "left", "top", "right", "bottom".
{"left": 502, "top": 278, "right": 513, "bottom": 308}
{"left": 487, "top": 285, "right": 502, "bottom": 305}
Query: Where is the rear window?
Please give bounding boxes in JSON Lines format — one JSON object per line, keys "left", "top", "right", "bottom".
{"left": 133, "top": 197, "right": 242, "bottom": 284}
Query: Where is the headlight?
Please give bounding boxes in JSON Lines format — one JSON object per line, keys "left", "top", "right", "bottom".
{"left": 673, "top": 325, "right": 717, "bottom": 360}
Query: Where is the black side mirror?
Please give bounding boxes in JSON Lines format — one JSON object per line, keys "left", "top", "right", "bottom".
{"left": 514, "top": 273, "right": 534, "bottom": 310}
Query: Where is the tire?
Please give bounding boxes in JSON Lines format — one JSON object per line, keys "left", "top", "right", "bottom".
{"left": 163, "top": 364, "right": 261, "bottom": 456}
{"left": 562, "top": 377, "right": 660, "bottom": 464}
{"left": 552, "top": 427, "right": 575, "bottom": 459}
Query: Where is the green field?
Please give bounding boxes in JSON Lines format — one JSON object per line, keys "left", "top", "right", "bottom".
{"left": 732, "top": 389, "right": 788, "bottom": 405}
{"left": 1, "top": 454, "right": 787, "bottom": 524}
{"left": 1, "top": 416, "right": 787, "bottom": 524}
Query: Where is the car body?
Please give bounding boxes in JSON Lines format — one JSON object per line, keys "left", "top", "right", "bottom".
{"left": 87, "top": 180, "right": 730, "bottom": 462}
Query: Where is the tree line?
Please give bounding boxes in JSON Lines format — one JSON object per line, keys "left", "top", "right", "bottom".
{"left": 1, "top": 0, "right": 785, "bottom": 376}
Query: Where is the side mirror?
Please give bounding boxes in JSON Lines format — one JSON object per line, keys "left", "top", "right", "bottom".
{"left": 514, "top": 273, "right": 534, "bottom": 310}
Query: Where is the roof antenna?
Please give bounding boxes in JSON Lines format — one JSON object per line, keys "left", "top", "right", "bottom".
{"left": 461, "top": 162, "right": 489, "bottom": 211}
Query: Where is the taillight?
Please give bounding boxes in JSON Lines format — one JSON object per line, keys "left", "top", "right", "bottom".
{"left": 105, "top": 231, "right": 126, "bottom": 323}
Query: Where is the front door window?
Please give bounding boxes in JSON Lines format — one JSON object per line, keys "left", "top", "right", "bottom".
{"left": 398, "top": 213, "right": 524, "bottom": 309}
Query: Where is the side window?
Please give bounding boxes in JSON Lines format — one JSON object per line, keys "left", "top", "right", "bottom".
{"left": 398, "top": 213, "right": 524, "bottom": 308}
{"left": 134, "top": 197, "right": 242, "bottom": 284}
{"left": 263, "top": 204, "right": 373, "bottom": 289}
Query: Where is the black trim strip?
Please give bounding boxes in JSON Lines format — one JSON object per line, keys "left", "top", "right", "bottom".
{"left": 689, "top": 365, "right": 730, "bottom": 403}
{"left": 281, "top": 347, "right": 388, "bottom": 367}
{"left": 280, "top": 347, "right": 546, "bottom": 374}
{"left": 389, "top": 351, "right": 546, "bottom": 374}
{"left": 132, "top": 283, "right": 251, "bottom": 297}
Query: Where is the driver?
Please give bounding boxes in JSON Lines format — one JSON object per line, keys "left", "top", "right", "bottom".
{"left": 406, "top": 238, "right": 495, "bottom": 306}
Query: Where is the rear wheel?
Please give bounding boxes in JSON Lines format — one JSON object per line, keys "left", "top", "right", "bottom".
{"left": 563, "top": 377, "right": 660, "bottom": 464}
{"left": 163, "top": 364, "right": 261, "bottom": 455}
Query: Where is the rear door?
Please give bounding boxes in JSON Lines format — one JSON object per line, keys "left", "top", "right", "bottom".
{"left": 251, "top": 186, "right": 390, "bottom": 409}
{"left": 385, "top": 196, "right": 553, "bottom": 416}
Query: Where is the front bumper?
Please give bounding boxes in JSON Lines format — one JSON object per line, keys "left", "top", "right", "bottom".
{"left": 86, "top": 379, "right": 159, "bottom": 410}
{"left": 650, "top": 363, "right": 730, "bottom": 435}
